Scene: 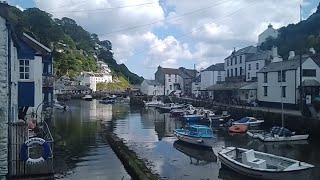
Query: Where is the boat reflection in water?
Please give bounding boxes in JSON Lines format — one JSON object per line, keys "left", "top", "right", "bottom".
{"left": 219, "top": 167, "right": 258, "bottom": 180}
{"left": 173, "top": 140, "right": 217, "bottom": 165}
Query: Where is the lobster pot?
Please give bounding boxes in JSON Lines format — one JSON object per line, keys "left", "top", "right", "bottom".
{"left": 8, "top": 122, "right": 54, "bottom": 178}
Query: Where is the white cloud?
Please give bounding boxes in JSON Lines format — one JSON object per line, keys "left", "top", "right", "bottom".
{"left": 33, "top": 0, "right": 308, "bottom": 78}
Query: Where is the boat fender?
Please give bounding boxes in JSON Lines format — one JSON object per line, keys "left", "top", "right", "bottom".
{"left": 197, "top": 139, "right": 203, "bottom": 143}
{"left": 21, "top": 137, "right": 51, "bottom": 165}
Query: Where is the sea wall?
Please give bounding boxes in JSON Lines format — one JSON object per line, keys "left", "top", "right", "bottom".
{"left": 101, "top": 131, "right": 158, "bottom": 180}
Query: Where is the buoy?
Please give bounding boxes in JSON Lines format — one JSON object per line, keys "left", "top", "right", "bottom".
{"left": 21, "top": 137, "right": 51, "bottom": 165}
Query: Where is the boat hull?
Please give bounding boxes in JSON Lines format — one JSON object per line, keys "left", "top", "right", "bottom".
{"left": 218, "top": 153, "right": 313, "bottom": 180}
{"left": 182, "top": 115, "right": 202, "bottom": 122}
{"left": 173, "top": 131, "right": 215, "bottom": 147}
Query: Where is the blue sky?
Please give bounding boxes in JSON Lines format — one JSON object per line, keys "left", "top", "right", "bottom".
{"left": 7, "top": 0, "right": 319, "bottom": 79}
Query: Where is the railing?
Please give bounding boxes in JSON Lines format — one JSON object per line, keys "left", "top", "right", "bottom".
{"left": 8, "top": 114, "right": 54, "bottom": 178}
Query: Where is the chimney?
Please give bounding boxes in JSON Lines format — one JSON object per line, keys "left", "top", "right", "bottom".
{"left": 309, "top": 47, "right": 316, "bottom": 54}
{"left": 271, "top": 46, "right": 283, "bottom": 63}
{"left": 288, "top": 51, "right": 295, "bottom": 60}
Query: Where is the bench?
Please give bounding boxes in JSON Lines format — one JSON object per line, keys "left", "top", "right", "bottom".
{"left": 242, "top": 150, "right": 267, "bottom": 169}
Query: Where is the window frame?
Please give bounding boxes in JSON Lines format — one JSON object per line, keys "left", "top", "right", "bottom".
{"left": 248, "top": 63, "right": 251, "bottom": 70}
{"left": 263, "top": 72, "right": 268, "bottom": 83}
{"left": 19, "top": 59, "right": 30, "bottom": 80}
{"left": 302, "top": 69, "right": 316, "bottom": 77}
{"left": 282, "top": 86, "right": 286, "bottom": 98}
{"left": 263, "top": 86, "right": 268, "bottom": 96}
{"left": 256, "top": 62, "right": 259, "bottom": 70}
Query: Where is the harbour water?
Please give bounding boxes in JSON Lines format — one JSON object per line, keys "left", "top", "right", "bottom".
{"left": 53, "top": 100, "right": 320, "bottom": 180}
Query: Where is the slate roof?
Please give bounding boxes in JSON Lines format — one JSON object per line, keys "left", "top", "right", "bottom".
{"left": 203, "top": 63, "right": 225, "bottom": 71}
{"left": 246, "top": 50, "right": 272, "bottom": 62}
{"left": 225, "top": 46, "right": 258, "bottom": 59}
{"left": 160, "top": 67, "right": 198, "bottom": 79}
{"left": 258, "top": 56, "right": 309, "bottom": 73}
{"left": 206, "top": 82, "right": 251, "bottom": 91}
{"left": 144, "top": 79, "right": 162, "bottom": 86}
{"left": 239, "top": 82, "right": 257, "bottom": 90}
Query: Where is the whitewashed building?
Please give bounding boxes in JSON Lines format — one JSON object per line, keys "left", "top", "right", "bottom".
{"left": 257, "top": 53, "right": 320, "bottom": 108}
{"left": 224, "top": 46, "right": 257, "bottom": 82}
{"left": 155, "top": 66, "right": 198, "bottom": 96}
{"left": 192, "top": 63, "right": 225, "bottom": 96}
{"left": 258, "top": 24, "right": 279, "bottom": 46}
{"left": 76, "top": 71, "right": 112, "bottom": 92}
{"left": 140, "top": 79, "right": 164, "bottom": 96}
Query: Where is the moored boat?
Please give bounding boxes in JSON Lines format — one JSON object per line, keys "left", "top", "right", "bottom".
{"left": 173, "top": 125, "right": 216, "bottom": 147}
{"left": 229, "top": 124, "right": 248, "bottom": 133}
{"left": 182, "top": 114, "right": 203, "bottom": 122}
{"left": 247, "top": 126, "right": 309, "bottom": 142}
{"left": 99, "top": 96, "right": 116, "bottom": 104}
{"left": 218, "top": 147, "right": 314, "bottom": 180}
{"left": 82, "top": 94, "right": 93, "bottom": 101}
{"left": 232, "top": 117, "right": 264, "bottom": 127}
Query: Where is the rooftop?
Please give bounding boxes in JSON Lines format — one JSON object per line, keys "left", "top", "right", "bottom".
{"left": 258, "top": 56, "right": 310, "bottom": 73}
{"left": 225, "top": 46, "right": 258, "bottom": 59}
{"left": 159, "top": 66, "right": 198, "bottom": 79}
{"left": 246, "top": 50, "right": 272, "bottom": 62}
{"left": 144, "top": 79, "right": 162, "bottom": 86}
{"left": 203, "top": 63, "right": 225, "bottom": 71}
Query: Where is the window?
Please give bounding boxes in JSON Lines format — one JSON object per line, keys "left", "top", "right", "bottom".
{"left": 248, "top": 64, "right": 251, "bottom": 70}
{"left": 235, "top": 68, "right": 238, "bottom": 76}
{"left": 263, "top": 86, "right": 268, "bottom": 96}
{"left": 263, "top": 73, "right": 268, "bottom": 83}
{"left": 231, "top": 69, "right": 233, "bottom": 77}
{"left": 245, "top": 94, "right": 248, "bottom": 99}
{"left": 227, "top": 69, "right": 229, "bottom": 77}
{"left": 175, "top": 74, "right": 177, "bottom": 78}
{"left": 235, "top": 57, "right": 237, "bottom": 64}
{"left": 278, "top": 71, "right": 286, "bottom": 82}
{"left": 256, "top": 63, "right": 259, "bottom": 70}
{"left": 303, "top": 69, "right": 316, "bottom": 77}
{"left": 282, "top": 86, "right": 286, "bottom": 97}
{"left": 168, "top": 79, "right": 171, "bottom": 82}
{"left": 19, "top": 59, "right": 30, "bottom": 80}
{"left": 227, "top": 59, "right": 229, "bottom": 66}
{"left": 175, "top": 79, "right": 177, "bottom": 83}
{"left": 240, "top": 67, "right": 243, "bottom": 75}
{"left": 218, "top": 76, "right": 221, "bottom": 81}
{"left": 240, "top": 56, "right": 242, "bottom": 63}
{"left": 170, "top": 85, "right": 172, "bottom": 90}
{"left": 247, "top": 72, "right": 250, "bottom": 79}
{"left": 231, "top": 58, "right": 233, "bottom": 65}
{"left": 218, "top": 71, "right": 221, "bottom": 75}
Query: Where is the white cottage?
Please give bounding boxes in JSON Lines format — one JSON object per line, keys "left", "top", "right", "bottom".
{"left": 257, "top": 54, "right": 320, "bottom": 108}
{"left": 140, "top": 79, "right": 164, "bottom": 96}
{"left": 258, "top": 24, "right": 279, "bottom": 46}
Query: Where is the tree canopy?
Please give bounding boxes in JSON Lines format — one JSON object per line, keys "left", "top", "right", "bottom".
{"left": 5, "top": 5, "right": 143, "bottom": 84}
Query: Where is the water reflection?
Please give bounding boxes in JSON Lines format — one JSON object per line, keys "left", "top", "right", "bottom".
{"left": 51, "top": 100, "right": 130, "bottom": 180}
{"left": 111, "top": 107, "right": 320, "bottom": 180}
{"left": 173, "top": 140, "right": 217, "bottom": 165}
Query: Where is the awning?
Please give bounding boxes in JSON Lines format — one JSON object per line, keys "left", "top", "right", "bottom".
{"left": 239, "top": 82, "right": 257, "bottom": 90}
{"left": 301, "top": 79, "right": 320, "bottom": 87}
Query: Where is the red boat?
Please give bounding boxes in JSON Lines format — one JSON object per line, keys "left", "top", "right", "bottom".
{"left": 229, "top": 124, "right": 248, "bottom": 133}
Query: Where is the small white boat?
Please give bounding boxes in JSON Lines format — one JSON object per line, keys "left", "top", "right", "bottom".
{"left": 173, "top": 125, "right": 216, "bottom": 147}
{"left": 247, "top": 127, "right": 309, "bottom": 142}
{"left": 232, "top": 117, "right": 264, "bottom": 127}
{"left": 53, "top": 99, "right": 68, "bottom": 110}
{"left": 218, "top": 147, "right": 314, "bottom": 180}
{"left": 82, "top": 94, "right": 93, "bottom": 101}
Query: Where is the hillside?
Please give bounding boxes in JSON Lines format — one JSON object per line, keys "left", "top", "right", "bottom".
{"left": 260, "top": 3, "right": 320, "bottom": 59}
{"left": 2, "top": 4, "right": 143, "bottom": 84}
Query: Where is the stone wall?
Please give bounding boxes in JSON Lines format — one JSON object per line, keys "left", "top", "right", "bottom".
{"left": 0, "top": 16, "right": 8, "bottom": 177}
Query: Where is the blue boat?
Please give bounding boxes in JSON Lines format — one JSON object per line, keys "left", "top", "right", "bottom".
{"left": 182, "top": 114, "right": 203, "bottom": 122}
{"left": 173, "top": 125, "right": 216, "bottom": 147}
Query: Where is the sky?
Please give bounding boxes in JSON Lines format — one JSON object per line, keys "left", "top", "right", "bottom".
{"left": 7, "top": 0, "right": 320, "bottom": 79}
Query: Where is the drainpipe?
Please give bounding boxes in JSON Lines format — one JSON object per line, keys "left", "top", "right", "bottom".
{"left": 6, "top": 21, "right": 12, "bottom": 177}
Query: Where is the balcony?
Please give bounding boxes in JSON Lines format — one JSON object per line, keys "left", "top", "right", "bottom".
{"left": 43, "top": 76, "right": 54, "bottom": 87}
